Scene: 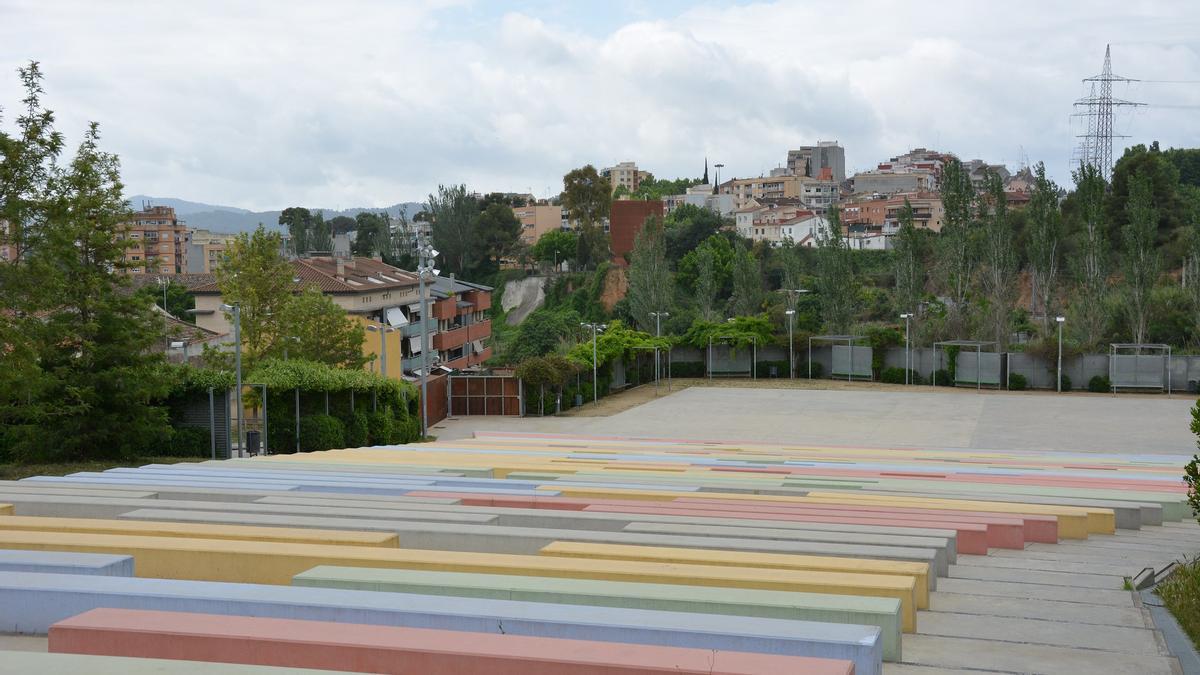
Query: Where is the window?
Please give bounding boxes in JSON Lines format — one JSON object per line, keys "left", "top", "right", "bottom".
{"left": 131, "top": 255, "right": 140, "bottom": 261}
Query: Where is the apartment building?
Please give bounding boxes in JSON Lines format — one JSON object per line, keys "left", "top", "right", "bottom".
{"left": 186, "top": 229, "right": 239, "bottom": 273}
{"left": 191, "top": 256, "right": 490, "bottom": 378}
{"left": 601, "top": 161, "right": 650, "bottom": 195}
{"left": 786, "top": 141, "right": 846, "bottom": 182}
{"left": 512, "top": 204, "right": 568, "bottom": 245}
{"left": 717, "top": 174, "right": 801, "bottom": 209}
{"left": 122, "top": 205, "right": 189, "bottom": 275}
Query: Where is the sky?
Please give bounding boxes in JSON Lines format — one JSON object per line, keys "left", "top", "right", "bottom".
{"left": 1, "top": 0, "right": 1198, "bottom": 211}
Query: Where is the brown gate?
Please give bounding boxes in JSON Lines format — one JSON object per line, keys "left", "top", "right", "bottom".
{"left": 423, "top": 373, "right": 449, "bottom": 426}
{"left": 449, "top": 375, "right": 523, "bottom": 416}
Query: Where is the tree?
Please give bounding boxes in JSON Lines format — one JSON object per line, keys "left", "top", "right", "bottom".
{"left": 814, "top": 206, "right": 858, "bottom": 333}
{"left": 327, "top": 215, "right": 355, "bottom": 235}
{"left": 1107, "top": 143, "right": 1185, "bottom": 249}
{"left": 626, "top": 215, "right": 673, "bottom": 332}
{"left": 214, "top": 225, "right": 295, "bottom": 362}
{"left": 352, "top": 211, "right": 390, "bottom": 257}
{"left": 278, "top": 206, "right": 312, "bottom": 255}
{"left": 276, "top": 286, "right": 368, "bottom": 368}
{"left": 1184, "top": 212, "right": 1200, "bottom": 340}
{"left": 977, "top": 172, "right": 1017, "bottom": 348}
{"left": 1068, "top": 163, "right": 1111, "bottom": 347}
{"left": 562, "top": 165, "right": 612, "bottom": 270}
{"left": 1122, "top": 171, "right": 1161, "bottom": 345}
{"left": 664, "top": 203, "right": 727, "bottom": 262}
{"left": 728, "top": 238, "right": 764, "bottom": 317}
{"left": 426, "top": 184, "right": 478, "bottom": 276}
{"left": 474, "top": 201, "right": 522, "bottom": 272}
{"left": 1, "top": 65, "right": 173, "bottom": 462}
{"left": 135, "top": 278, "right": 195, "bottom": 321}
{"left": 1026, "top": 162, "right": 1063, "bottom": 333}
{"left": 309, "top": 210, "right": 332, "bottom": 252}
{"left": 694, "top": 244, "right": 719, "bottom": 322}
{"left": 892, "top": 198, "right": 925, "bottom": 317}
{"left": 531, "top": 229, "right": 577, "bottom": 268}
{"left": 677, "top": 234, "right": 735, "bottom": 298}
{"left": 936, "top": 158, "right": 977, "bottom": 334}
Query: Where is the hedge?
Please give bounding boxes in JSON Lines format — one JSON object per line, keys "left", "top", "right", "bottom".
{"left": 1008, "top": 373, "right": 1028, "bottom": 391}
{"left": 299, "top": 414, "right": 345, "bottom": 452}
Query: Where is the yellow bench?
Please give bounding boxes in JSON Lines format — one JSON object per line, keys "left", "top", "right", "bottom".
{"left": 541, "top": 541, "right": 930, "bottom": 609}
{"left": 0, "top": 529, "right": 919, "bottom": 631}
{"left": 0, "top": 504, "right": 11, "bottom": 516}
{"left": 0, "top": 515, "right": 397, "bottom": 547}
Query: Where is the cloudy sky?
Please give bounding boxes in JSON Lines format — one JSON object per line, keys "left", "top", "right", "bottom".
{"left": 2, "top": 0, "right": 1198, "bottom": 210}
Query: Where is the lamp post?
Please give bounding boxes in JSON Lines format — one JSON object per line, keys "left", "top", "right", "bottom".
{"left": 581, "top": 322, "right": 606, "bottom": 405}
{"left": 650, "top": 311, "right": 669, "bottom": 386}
{"left": 900, "top": 313, "right": 914, "bottom": 384}
{"left": 417, "top": 237, "right": 440, "bottom": 439}
{"left": 220, "top": 303, "right": 243, "bottom": 457}
{"left": 784, "top": 289, "right": 810, "bottom": 378}
{"left": 1056, "top": 316, "right": 1066, "bottom": 393}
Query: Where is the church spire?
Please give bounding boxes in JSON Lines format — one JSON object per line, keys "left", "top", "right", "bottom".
{"left": 703, "top": 157, "right": 709, "bottom": 184}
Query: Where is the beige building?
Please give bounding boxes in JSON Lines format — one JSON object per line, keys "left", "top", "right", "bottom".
{"left": 718, "top": 175, "right": 802, "bottom": 209}
{"left": 122, "top": 205, "right": 189, "bottom": 275}
{"left": 190, "top": 256, "right": 494, "bottom": 378}
{"left": 187, "top": 229, "right": 239, "bottom": 273}
{"left": 512, "top": 204, "right": 567, "bottom": 245}
{"left": 601, "top": 161, "right": 650, "bottom": 195}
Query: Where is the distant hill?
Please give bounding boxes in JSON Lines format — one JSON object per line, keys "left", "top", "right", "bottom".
{"left": 126, "top": 195, "right": 424, "bottom": 234}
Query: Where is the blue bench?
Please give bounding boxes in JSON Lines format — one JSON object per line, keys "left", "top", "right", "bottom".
{"left": 0, "top": 550, "right": 133, "bottom": 576}
{"left": 0, "top": 570, "right": 883, "bottom": 675}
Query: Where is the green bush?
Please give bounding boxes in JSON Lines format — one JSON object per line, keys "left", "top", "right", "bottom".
{"left": 162, "top": 426, "right": 211, "bottom": 457}
{"left": 299, "top": 414, "right": 345, "bottom": 452}
{"left": 1156, "top": 557, "right": 1200, "bottom": 648}
{"left": 753, "top": 360, "right": 790, "bottom": 378}
{"left": 1088, "top": 375, "right": 1112, "bottom": 393}
{"left": 1060, "top": 374, "right": 1073, "bottom": 392}
{"left": 345, "top": 411, "right": 369, "bottom": 448}
{"left": 392, "top": 416, "right": 420, "bottom": 443}
{"left": 367, "top": 410, "right": 394, "bottom": 446}
{"left": 934, "top": 369, "right": 953, "bottom": 386}
{"left": 880, "top": 367, "right": 922, "bottom": 384}
{"left": 669, "top": 361, "right": 705, "bottom": 378}
{"left": 1008, "top": 373, "right": 1028, "bottom": 391}
{"left": 805, "top": 362, "right": 825, "bottom": 379}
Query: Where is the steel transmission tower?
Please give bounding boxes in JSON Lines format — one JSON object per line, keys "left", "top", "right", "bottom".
{"left": 1072, "top": 45, "right": 1144, "bottom": 181}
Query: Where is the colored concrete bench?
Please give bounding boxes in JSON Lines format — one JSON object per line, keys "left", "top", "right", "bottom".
{"left": 0, "top": 530, "right": 918, "bottom": 631}
{"left": 0, "top": 515, "right": 399, "bottom": 547}
{"left": 50, "top": 608, "right": 858, "bottom": 675}
{"left": 0, "top": 651, "right": 343, "bottom": 674}
{"left": 2, "top": 572, "right": 881, "bottom": 675}
{"left": 292, "top": 565, "right": 903, "bottom": 661}
{"left": 119, "top": 507, "right": 945, "bottom": 577}
{"left": 0, "top": 491, "right": 495, "bottom": 524}
{"left": 0, "top": 549, "right": 133, "bottom": 576}
{"left": 0, "top": 503, "right": 10, "bottom": 515}
{"left": 540, "top": 541, "right": 930, "bottom": 608}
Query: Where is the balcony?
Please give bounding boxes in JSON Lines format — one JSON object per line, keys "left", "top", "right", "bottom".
{"left": 467, "top": 319, "right": 491, "bottom": 341}
{"left": 433, "top": 324, "right": 470, "bottom": 351}
{"left": 401, "top": 354, "right": 436, "bottom": 373}
{"left": 400, "top": 318, "right": 437, "bottom": 338}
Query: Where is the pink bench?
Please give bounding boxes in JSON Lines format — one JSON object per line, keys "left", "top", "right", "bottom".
{"left": 50, "top": 608, "right": 857, "bottom": 675}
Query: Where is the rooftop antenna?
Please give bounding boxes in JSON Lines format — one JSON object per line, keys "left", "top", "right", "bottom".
{"left": 1072, "top": 44, "right": 1144, "bottom": 181}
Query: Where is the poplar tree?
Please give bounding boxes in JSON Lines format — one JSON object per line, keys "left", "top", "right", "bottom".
{"left": 978, "top": 173, "right": 1017, "bottom": 347}
{"left": 1026, "top": 162, "right": 1063, "bottom": 333}
{"left": 626, "top": 215, "right": 673, "bottom": 332}
{"left": 814, "top": 207, "right": 858, "bottom": 333}
{"left": 1122, "top": 172, "right": 1161, "bottom": 345}
{"left": 1069, "top": 163, "right": 1109, "bottom": 347}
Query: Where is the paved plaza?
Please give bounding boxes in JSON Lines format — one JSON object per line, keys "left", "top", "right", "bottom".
{"left": 436, "top": 384, "right": 1199, "bottom": 455}
{"left": 0, "top": 383, "right": 1197, "bottom": 673}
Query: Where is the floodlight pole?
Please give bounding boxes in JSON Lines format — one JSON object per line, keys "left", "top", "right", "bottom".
{"left": 900, "top": 313, "right": 913, "bottom": 385}
{"left": 221, "top": 303, "right": 244, "bottom": 457}
{"left": 581, "top": 323, "right": 605, "bottom": 404}
{"left": 416, "top": 237, "right": 440, "bottom": 439}
{"left": 785, "top": 310, "right": 796, "bottom": 379}
{"left": 650, "top": 311, "right": 670, "bottom": 391}
{"left": 1056, "top": 316, "right": 1066, "bottom": 393}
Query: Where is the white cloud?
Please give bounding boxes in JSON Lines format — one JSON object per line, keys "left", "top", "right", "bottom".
{"left": 0, "top": 0, "right": 1196, "bottom": 209}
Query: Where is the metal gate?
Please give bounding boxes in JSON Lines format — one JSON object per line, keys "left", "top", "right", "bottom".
{"left": 448, "top": 375, "right": 523, "bottom": 416}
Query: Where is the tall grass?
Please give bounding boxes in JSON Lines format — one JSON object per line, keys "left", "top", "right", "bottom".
{"left": 1157, "top": 557, "right": 1200, "bottom": 648}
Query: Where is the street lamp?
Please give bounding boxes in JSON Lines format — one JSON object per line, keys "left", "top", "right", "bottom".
{"left": 581, "top": 322, "right": 606, "bottom": 405}
{"left": 417, "top": 237, "right": 440, "bottom": 439}
{"left": 220, "top": 302, "right": 243, "bottom": 457}
{"left": 900, "top": 313, "right": 914, "bottom": 384}
{"left": 649, "top": 312, "right": 669, "bottom": 386}
{"left": 365, "top": 323, "right": 396, "bottom": 379}
{"left": 784, "top": 289, "right": 810, "bottom": 378}
{"left": 1056, "top": 316, "right": 1066, "bottom": 393}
